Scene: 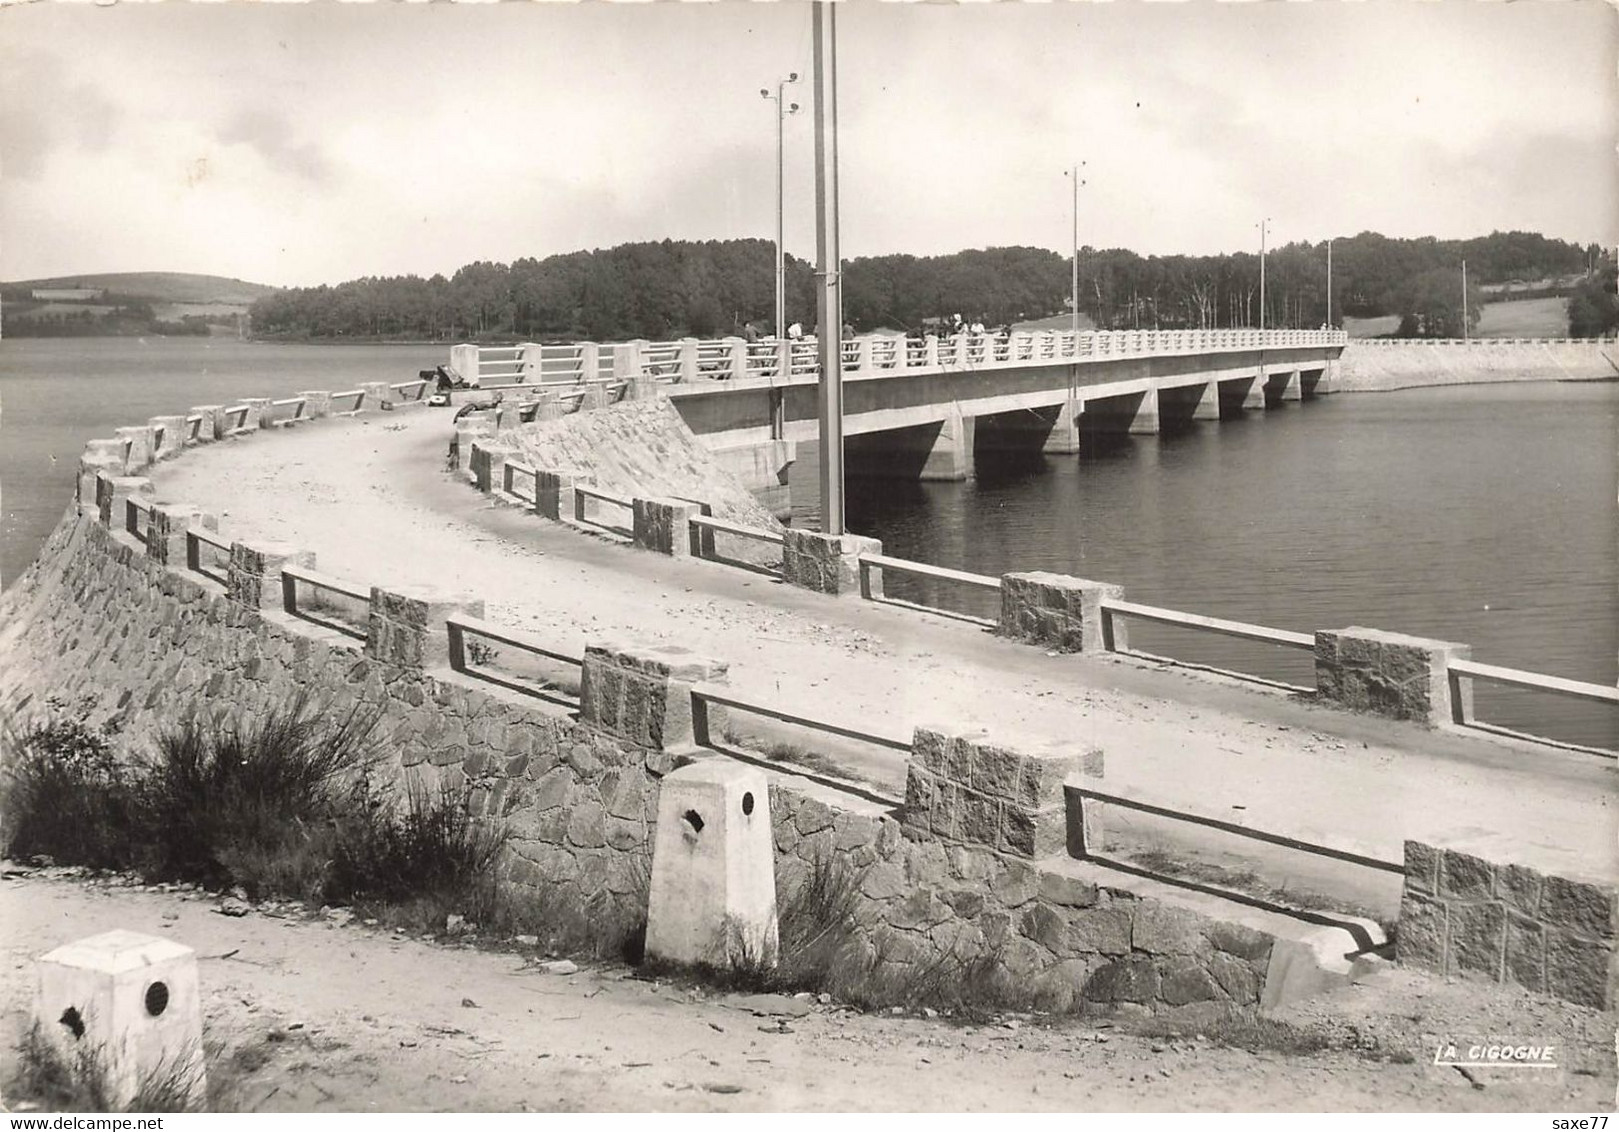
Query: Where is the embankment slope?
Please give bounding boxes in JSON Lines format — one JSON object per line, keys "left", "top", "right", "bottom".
{"left": 1338, "top": 340, "right": 1618, "bottom": 391}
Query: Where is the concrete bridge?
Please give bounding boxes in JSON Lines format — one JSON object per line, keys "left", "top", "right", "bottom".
{"left": 453, "top": 327, "right": 1346, "bottom": 500}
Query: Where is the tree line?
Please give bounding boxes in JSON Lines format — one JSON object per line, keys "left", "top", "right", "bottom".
{"left": 245, "top": 230, "right": 1599, "bottom": 342}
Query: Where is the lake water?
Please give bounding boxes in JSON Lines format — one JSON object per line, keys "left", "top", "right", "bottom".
{"left": 0, "top": 337, "right": 437, "bottom": 585}
{"left": 3, "top": 338, "right": 1615, "bottom": 747}
{"left": 833, "top": 380, "right": 1619, "bottom": 749}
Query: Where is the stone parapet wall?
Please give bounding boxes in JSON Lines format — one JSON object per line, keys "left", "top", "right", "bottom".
{"left": 998, "top": 572, "right": 1122, "bottom": 654}
{"left": 1314, "top": 627, "right": 1470, "bottom": 726}
{"left": 0, "top": 509, "right": 1287, "bottom": 1017}
{"left": 1398, "top": 839, "right": 1618, "bottom": 1009}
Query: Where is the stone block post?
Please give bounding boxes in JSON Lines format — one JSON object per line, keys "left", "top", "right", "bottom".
{"left": 77, "top": 451, "right": 125, "bottom": 515}
{"left": 903, "top": 727, "right": 1085, "bottom": 859}
{"left": 450, "top": 343, "right": 480, "bottom": 386}
{"left": 632, "top": 497, "right": 700, "bottom": 557}
{"left": 470, "top": 442, "right": 515, "bottom": 495}
{"left": 243, "top": 397, "right": 274, "bottom": 429}
{"left": 366, "top": 586, "right": 485, "bottom": 671}
{"left": 454, "top": 414, "right": 496, "bottom": 473}
{"left": 853, "top": 336, "right": 874, "bottom": 373}
{"left": 781, "top": 529, "right": 882, "bottom": 596}
{"left": 114, "top": 426, "right": 152, "bottom": 472}
{"left": 537, "top": 469, "right": 592, "bottom": 521}
{"left": 227, "top": 540, "right": 314, "bottom": 611}
{"left": 189, "top": 406, "right": 225, "bottom": 441}
{"left": 580, "top": 383, "right": 609, "bottom": 411}
{"left": 1398, "top": 839, "right": 1619, "bottom": 1009}
{"left": 95, "top": 474, "right": 152, "bottom": 529}
{"left": 998, "top": 571, "right": 1125, "bottom": 654}
{"left": 922, "top": 335, "right": 940, "bottom": 367}
{"left": 147, "top": 415, "right": 188, "bottom": 461}
{"left": 146, "top": 503, "right": 215, "bottom": 567}
{"left": 298, "top": 391, "right": 333, "bottom": 420}
{"left": 580, "top": 641, "right": 729, "bottom": 773}
{"left": 1314, "top": 627, "right": 1471, "bottom": 725}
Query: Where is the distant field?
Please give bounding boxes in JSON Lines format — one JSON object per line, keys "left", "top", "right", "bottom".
{"left": 1344, "top": 297, "right": 1570, "bottom": 340}
{"left": 1473, "top": 296, "right": 1569, "bottom": 337}
{"left": 4, "top": 271, "right": 276, "bottom": 306}
{"left": 151, "top": 301, "right": 248, "bottom": 320}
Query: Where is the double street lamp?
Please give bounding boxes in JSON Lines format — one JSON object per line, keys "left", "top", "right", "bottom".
{"left": 761, "top": 74, "right": 801, "bottom": 343}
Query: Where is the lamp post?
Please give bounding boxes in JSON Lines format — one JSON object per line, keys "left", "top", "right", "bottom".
{"left": 811, "top": 0, "right": 844, "bottom": 536}
{"left": 1326, "top": 237, "right": 1333, "bottom": 330}
{"left": 1461, "top": 258, "right": 1469, "bottom": 340}
{"left": 1258, "top": 217, "right": 1271, "bottom": 335}
{"left": 761, "top": 74, "right": 800, "bottom": 343}
{"left": 1064, "top": 163, "right": 1086, "bottom": 340}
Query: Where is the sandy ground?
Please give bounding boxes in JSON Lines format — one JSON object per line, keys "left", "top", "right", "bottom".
{"left": 3, "top": 870, "right": 1615, "bottom": 1113}
{"left": 142, "top": 409, "right": 1617, "bottom": 913}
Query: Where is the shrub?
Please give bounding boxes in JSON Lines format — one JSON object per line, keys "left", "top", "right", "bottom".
{"left": 134, "top": 694, "right": 381, "bottom": 890}
{"left": 325, "top": 779, "right": 508, "bottom": 927}
{"left": 0, "top": 701, "right": 135, "bottom": 869}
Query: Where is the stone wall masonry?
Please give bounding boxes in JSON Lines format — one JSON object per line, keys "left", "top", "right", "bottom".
{"left": 579, "top": 643, "right": 727, "bottom": 773}
{"left": 226, "top": 540, "right": 314, "bottom": 611}
{"left": 95, "top": 473, "right": 152, "bottom": 530}
{"left": 366, "top": 586, "right": 485, "bottom": 671}
{"left": 781, "top": 529, "right": 881, "bottom": 596}
{"left": 904, "top": 727, "right": 1096, "bottom": 860}
{"left": 998, "top": 571, "right": 1124, "bottom": 654}
{"left": 0, "top": 507, "right": 1294, "bottom": 1018}
{"left": 631, "top": 497, "right": 699, "bottom": 557}
{"left": 1398, "top": 840, "right": 1618, "bottom": 1009}
{"left": 1315, "top": 627, "right": 1471, "bottom": 726}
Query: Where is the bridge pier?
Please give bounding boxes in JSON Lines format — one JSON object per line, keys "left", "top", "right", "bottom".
{"left": 1299, "top": 366, "right": 1329, "bottom": 398}
{"left": 1265, "top": 368, "right": 1301, "bottom": 405}
{"left": 974, "top": 400, "right": 1081, "bottom": 458}
{"left": 843, "top": 407, "right": 976, "bottom": 481}
{"left": 1157, "top": 381, "right": 1218, "bottom": 430}
{"left": 1080, "top": 387, "right": 1158, "bottom": 436}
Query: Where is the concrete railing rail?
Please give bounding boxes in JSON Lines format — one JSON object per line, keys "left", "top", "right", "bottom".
{"left": 457, "top": 327, "right": 1350, "bottom": 388}
{"left": 1099, "top": 598, "right": 1316, "bottom": 653}
{"left": 1067, "top": 783, "right": 1404, "bottom": 876}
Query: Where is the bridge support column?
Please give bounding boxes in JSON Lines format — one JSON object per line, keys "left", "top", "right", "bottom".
{"left": 974, "top": 401, "right": 1081, "bottom": 458}
{"left": 842, "top": 408, "right": 976, "bottom": 482}
{"left": 1280, "top": 369, "right": 1304, "bottom": 402}
{"left": 1080, "top": 388, "right": 1158, "bottom": 436}
{"left": 1264, "top": 369, "right": 1299, "bottom": 406}
{"left": 1228, "top": 372, "right": 1266, "bottom": 414}
{"left": 1190, "top": 380, "right": 1220, "bottom": 421}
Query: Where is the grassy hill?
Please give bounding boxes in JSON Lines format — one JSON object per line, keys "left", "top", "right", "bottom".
{"left": 1347, "top": 297, "right": 1570, "bottom": 339}
{"left": 4, "top": 272, "right": 277, "bottom": 305}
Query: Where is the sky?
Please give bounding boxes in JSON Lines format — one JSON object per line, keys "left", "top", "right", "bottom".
{"left": 2, "top": 0, "right": 1615, "bottom": 288}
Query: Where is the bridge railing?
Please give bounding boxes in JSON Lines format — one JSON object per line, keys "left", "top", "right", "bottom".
{"left": 456, "top": 327, "right": 1349, "bottom": 386}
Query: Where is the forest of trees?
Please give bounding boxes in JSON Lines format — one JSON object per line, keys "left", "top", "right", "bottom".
{"left": 246, "top": 230, "right": 1599, "bottom": 343}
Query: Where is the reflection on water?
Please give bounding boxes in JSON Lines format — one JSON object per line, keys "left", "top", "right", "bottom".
{"left": 816, "top": 382, "right": 1619, "bottom": 749}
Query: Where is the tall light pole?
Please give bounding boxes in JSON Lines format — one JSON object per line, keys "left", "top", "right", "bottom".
{"left": 1325, "top": 237, "right": 1333, "bottom": 330}
{"left": 1461, "top": 259, "right": 1469, "bottom": 340}
{"left": 1065, "top": 164, "right": 1085, "bottom": 338}
{"left": 1258, "top": 217, "right": 1271, "bottom": 334}
{"left": 811, "top": 0, "right": 844, "bottom": 536}
{"left": 761, "top": 74, "right": 800, "bottom": 342}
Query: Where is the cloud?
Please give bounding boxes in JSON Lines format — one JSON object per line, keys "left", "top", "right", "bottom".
{"left": 0, "top": 49, "right": 123, "bottom": 182}
{"left": 215, "top": 106, "right": 335, "bottom": 186}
